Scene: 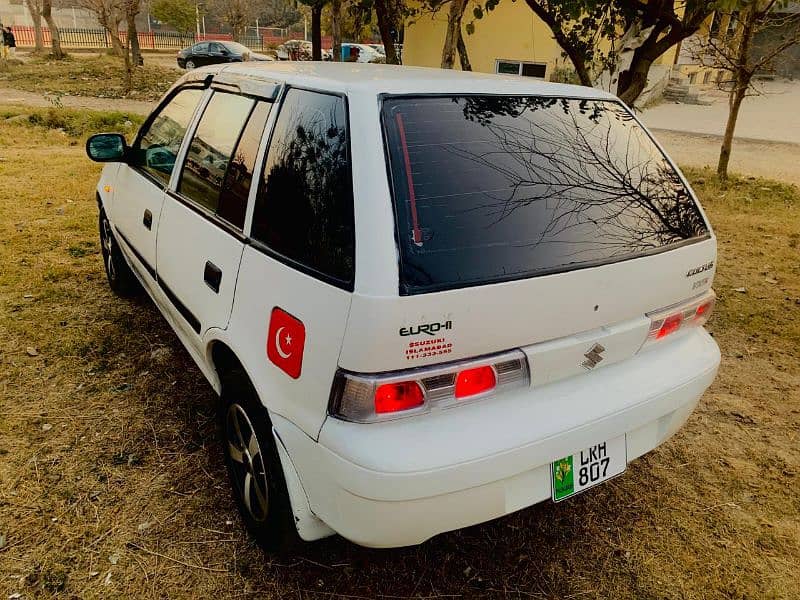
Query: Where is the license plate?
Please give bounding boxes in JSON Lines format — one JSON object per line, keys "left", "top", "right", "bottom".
{"left": 551, "top": 435, "right": 627, "bottom": 502}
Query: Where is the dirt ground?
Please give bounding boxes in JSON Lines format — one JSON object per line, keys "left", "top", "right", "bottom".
{"left": 0, "top": 86, "right": 155, "bottom": 115}
{"left": 1, "top": 116, "right": 800, "bottom": 600}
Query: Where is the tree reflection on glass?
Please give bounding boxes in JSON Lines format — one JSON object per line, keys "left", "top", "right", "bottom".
{"left": 252, "top": 90, "right": 354, "bottom": 285}
{"left": 383, "top": 96, "right": 709, "bottom": 292}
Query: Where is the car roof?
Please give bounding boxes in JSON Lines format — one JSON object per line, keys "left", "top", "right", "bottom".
{"left": 187, "top": 62, "right": 618, "bottom": 100}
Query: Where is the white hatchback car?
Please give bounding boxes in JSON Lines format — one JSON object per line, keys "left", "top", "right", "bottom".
{"left": 86, "top": 63, "right": 720, "bottom": 550}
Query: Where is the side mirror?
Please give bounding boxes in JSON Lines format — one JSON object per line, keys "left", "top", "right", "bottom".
{"left": 86, "top": 133, "right": 128, "bottom": 163}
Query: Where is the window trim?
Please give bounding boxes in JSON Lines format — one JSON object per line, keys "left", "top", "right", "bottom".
{"left": 378, "top": 93, "right": 712, "bottom": 295}
{"left": 129, "top": 82, "right": 209, "bottom": 190}
{"left": 247, "top": 84, "right": 356, "bottom": 292}
{"left": 174, "top": 90, "right": 259, "bottom": 231}
{"left": 494, "top": 59, "right": 548, "bottom": 79}
{"left": 164, "top": 85, "right": 279, "bottom": 241}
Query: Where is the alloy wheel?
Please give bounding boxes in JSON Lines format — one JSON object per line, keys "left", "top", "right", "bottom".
{"left": 226, "top": 403, "right": 270, "bottom": 522}
{"left": 100, "top": 216, "right": 116, "bottom": 282}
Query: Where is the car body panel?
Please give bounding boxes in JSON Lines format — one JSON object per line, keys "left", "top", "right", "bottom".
{"left": 94, "top": 63, "right": 720, "bottom": 547}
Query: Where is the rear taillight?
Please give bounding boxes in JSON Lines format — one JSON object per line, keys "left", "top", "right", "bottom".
{"left": 374, "top": 381, "right": 424, "bottom": 413}
{"left": 330, "top": 350, "right": 530, "bottom": 423}
{"left": 644, "top": 290, "right": 716, "bottom": 348}
{"left": 455, "top": 366, "right": 496, "bottom": 398}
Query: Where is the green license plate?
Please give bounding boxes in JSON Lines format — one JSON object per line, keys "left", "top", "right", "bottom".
{"left": 551, "top": 435, "right": 627, "bottom": 502}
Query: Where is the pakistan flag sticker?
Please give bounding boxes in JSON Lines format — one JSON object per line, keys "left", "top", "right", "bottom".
{"left": 552, "top": 456, "right": 574, "bottom": 501}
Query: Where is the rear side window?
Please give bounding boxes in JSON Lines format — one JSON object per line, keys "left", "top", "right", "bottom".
{"left": 179, "top": 92, "right": 270, "bottom": 229}
{"left": 382, "top": 96, "right": 709, "bottom": 294}
{"left": 251, "top": 88, "right": 354, "bottom": 288}
{"left": 133, "top": 88, "right": 203, "bottom": 186}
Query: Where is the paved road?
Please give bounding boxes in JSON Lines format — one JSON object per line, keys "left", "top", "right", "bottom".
{"left": 639, "top": 79, "right": 800, "bottom": 145}
{"left": 652, "top": 129, "right": 800, "bottom": 186}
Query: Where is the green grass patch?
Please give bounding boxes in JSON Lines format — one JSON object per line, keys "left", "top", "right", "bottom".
{"left": 0, "top": 105, "right": 144, "bottom": 137}
{"left": 0, "top": 54, "right": 180, "bottom": 101}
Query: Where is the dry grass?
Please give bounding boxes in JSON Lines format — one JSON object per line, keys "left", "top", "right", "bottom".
{"left": 0, "top": 54, "right": 180, "bottom": 101}
{"left": 1, "top": 112, "right": 799, "bottom": 599}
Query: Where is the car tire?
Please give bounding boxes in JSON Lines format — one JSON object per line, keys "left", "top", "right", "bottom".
{"left": 185, "top": 59, "right": 196, "bottom": 70}
{"left": 99, "top": 209, "right": 141, "bottom": 297}
{"left": 219, "top": 369, "right": 300, "bottom": 552}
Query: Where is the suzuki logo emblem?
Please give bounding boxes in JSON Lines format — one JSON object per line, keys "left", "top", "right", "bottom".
{"left": 581, "top": 343, "right": 606, "bottom": 370}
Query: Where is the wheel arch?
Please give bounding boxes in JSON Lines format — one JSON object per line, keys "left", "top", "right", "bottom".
{"left": 206, "top": 335, "right": 335, "bottom": 542}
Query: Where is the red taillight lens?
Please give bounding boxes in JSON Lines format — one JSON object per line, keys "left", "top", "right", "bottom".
{"left": 455, "top": 366, "right": 497, "bottom": 399}
{"left": 656, "top": 313, "right": 683, "bottom": 339}
{"left": 374, "top": 381, "right": 424, "bottom": 414}
{"left": 695, "top": 300, "right": 713, "bottom": 319}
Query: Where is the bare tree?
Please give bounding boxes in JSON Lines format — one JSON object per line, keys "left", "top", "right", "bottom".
{"left": 212, "top": 0, "right": 258, "bottom": 42}
{"left": 74, "top": 0, "right": 126, "bottom": 56}
{"left": 24, "top": 0, "right": 45, "bottom": 52}
{"left": 688, "top": 1, "right": 800, "bottom": 178}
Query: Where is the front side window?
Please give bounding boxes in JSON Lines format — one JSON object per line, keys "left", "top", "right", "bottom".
{"left": 382, "top": 96, "right": 709, "bottom": 294}
{"left": 133, "top": 87, "right": 203, "bottom": 186}
{"left": 251, "top": 88, "right": 354, "bottom": 288}
{"left": 178, "top": 91, "right": 255, "bottom": 220}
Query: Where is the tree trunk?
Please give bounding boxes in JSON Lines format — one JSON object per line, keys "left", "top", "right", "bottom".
{"left": 24, "top": 0, "right": 44, "bottom": 52}
{"left": 331, "top": 0, "right": 341, "bottom": 62}
{"left": 127, "top": 1, "right": 142, "bottom": 66}
{"left": 122, "top": 35, "right": 133, "bottom": 95}
{"left": 717, "top": 7, "right": 757, "bottom": 179}
{"left": 109, "top": 29, "right": 125, "bottom": 56}
{"left": 456, "top": 27, "right": 471, "bottom": 71}
{"left": 41, "top": 0, "right": 64, "bottom": 59}
{"left": 311, "top": 3, "right": 322, "bottom": 61}
{"left": 617, "top": 57, "right": 653, "bottom": 105}
{"left": 441, "top": 0, "right": 467, "bottom": 69}
{"left": 522, "top": 0, "right": 592, "bottom": 85}
{"left": 374, "top": 0, "right": 399, "bottom": 64}
{"left": 717, "top": 84, "right": 746, "bottom": 179}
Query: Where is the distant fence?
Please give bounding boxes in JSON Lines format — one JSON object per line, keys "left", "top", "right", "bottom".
{"left": 9, "top": 26, "right": 327, "bottom": 52}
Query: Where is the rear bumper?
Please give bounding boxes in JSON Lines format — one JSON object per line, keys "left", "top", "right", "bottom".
{"left": 275, "top": 328, "right": 720, "bottom": 548}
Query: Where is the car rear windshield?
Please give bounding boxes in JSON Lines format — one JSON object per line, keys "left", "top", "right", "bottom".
{"left": 382, "top": 96, "right": 710, "bottom": 295}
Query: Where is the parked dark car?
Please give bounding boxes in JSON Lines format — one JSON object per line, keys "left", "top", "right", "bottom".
{"left": 177, "top": 41, "right": 272, "bottom": 69}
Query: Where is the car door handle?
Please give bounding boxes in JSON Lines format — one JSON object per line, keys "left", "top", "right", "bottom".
{"left": 203, "top": 261, "right": 222, "bottom": 293}
{"left": 143, "top": 209, "right": 153, "bottom": 230}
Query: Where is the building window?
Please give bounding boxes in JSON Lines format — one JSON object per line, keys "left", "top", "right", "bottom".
{"left": 495, "top": 60, "right": 547, "bottom": 79}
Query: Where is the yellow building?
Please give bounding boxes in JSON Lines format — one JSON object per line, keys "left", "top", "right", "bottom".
{"left": 403, "top": 3, "right": 682, "bottom": 84}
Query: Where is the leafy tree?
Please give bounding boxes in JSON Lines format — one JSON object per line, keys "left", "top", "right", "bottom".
{"left": 469, "top": 0, "right": 722, "bottom": 105}
{"left": 470, "top": 0, "right": 620, "bottom": 85}
{"left": 373, "top": 0, "right": 401, "bottom": 63}
{"left": 211, "top": 0, "right": 259, "bottom": 41}
{"left": 151, "top": 0, "right": 197, "bottom": 34}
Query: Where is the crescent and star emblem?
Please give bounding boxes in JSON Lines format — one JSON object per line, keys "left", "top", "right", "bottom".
{"left": 275, "top": 326, "right": 293, "bottom": 359}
